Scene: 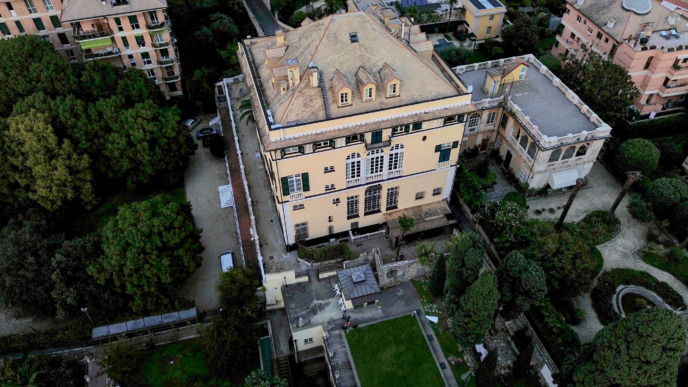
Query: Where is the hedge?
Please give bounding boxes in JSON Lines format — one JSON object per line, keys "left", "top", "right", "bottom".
{"left": 590, "top": 269, "right": 685, "bottom": 325}
{"left": 297, "top": 243, "right": 352, "bottom": 263}
{"left": 526, "top": 300, "right": 581, "bottom": 367}
{"left": 503, "top": 191, "right": 527, "bottom": 209}
{"left": 648, "top": 178, "right": 688, "bottom": 218}
{"left": 615, "top": 138, "right": 660, "bottom": 176}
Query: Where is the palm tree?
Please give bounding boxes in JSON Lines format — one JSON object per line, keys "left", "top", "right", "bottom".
{"left": 447, "top": 0, "right": 457, "bottom": 25}
{"left": 607, "top": 171, "right": 642, "bottom": 221}
{"left": 238, "top": 98, "right": 254, "bottom": 125}
{"left": 555, "top": 178, "right": 586, "bottom": 231}
{"left": 395, "top": 214, "right": 415, "bottom": 261}
{"left": 0, "top": 357, "right": 41, "bottom": 387}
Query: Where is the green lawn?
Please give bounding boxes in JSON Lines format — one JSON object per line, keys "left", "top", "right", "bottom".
{"left": 642, "top": 249, "right": 688, "bottom": 285}
{"left": 347, "top": 315, "right": 444, "bottom": 387}
{"left": 413, "top": 280, "right": 475, "bottom": 387}
{"left": 138, "top": 340, "right": 223, "bottom": 387}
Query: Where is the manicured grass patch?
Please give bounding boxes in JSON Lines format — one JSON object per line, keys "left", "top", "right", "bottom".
{"left": 139, "top": 340, "right": 217, "bottom": 387}
{"left": 538, "top": 37, "right": 556, "bottom": 52}
{"left": 347, "top": 315, "right": 444, "bottom": 387}
{"left": 641, "top": 248, "right": 688, "bottom": 285}
{"left": 567, "top": 210, "right": 620, "bottom": 246}
{"left": 467, "top": 50, "right": 488, "bottom": 64}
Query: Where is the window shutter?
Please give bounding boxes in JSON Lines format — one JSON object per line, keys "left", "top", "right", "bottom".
{"left": 281, "top": 177, "right": 290, "bottom": 196}
{"left": 359, "top": 133, "right": 365, "bottom": 141}
{"left": 452, "top": 141, "right": 459, "bottom": 149}
{"left": 298, "top": 145, "right": 304, "bottom": 154}
{"left": 435, "top": 144, "right": 441, "bottom": 152}
{"left": 302, "top": 173, "right": 310, "bottom": 192}
{"left": 404, "top": 124, "right": 410, "bottom": 133}
{"left": 329, "top": 139, "right": 335, "bottom": 148}
{"left": 280, "top": 149, "right": 285, "bottom": 158}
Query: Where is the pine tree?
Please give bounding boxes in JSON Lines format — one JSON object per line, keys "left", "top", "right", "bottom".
{"left": 430, "top": 255, "right": 447, "bottom": 297}
{"left": 450, "top": 271, "right": 499, "bottom": 347}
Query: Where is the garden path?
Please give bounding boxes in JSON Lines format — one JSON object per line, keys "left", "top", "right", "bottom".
{"left": 526, "top": 163, "right": 688, "bottom": 342}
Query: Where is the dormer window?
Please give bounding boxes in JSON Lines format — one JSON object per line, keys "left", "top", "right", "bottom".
{"left": 519, "top": 66, "right": 527, "bottom": 80}
{"left": 389, "top": 83, "right": 397, "bottom": 96}
{"left": 340, "top": 92, "right": 350, "bottom": 105}
{"left": 364, "top": 87, "right": 373, "bottom": 101}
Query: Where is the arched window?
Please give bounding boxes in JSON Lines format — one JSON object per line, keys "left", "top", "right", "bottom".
{"left": 561, "top": 146, "right": 576, "bottom": 160}
{"left": 576, "top": 143, "right": 589, "bottom": 157}
{"left": 346, "top": 153, "right": 361, "bottom": 180}
{"left": 388, "top": 144, "right": 404, "bottom": 171}
{"left": 519, "top": 134, "right": 528, "bottom": 150}
{"left": 366, "top": 149, "right": 385, "bottom": 176}
{"left": 526, "top": 142, "right": 536, "bottom": 159}
{"left": 467, "top": 114, "right": 480, "bottom": 132}
{"left": 364, "top": 184, "right": 382, "bottom": 214}
{"left": 548, "top": 149, "right": 562, "bottom": 163}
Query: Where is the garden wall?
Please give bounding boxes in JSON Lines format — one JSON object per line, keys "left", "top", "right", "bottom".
{"left": 372, "top": 248, "right": 430, "bottom": 288}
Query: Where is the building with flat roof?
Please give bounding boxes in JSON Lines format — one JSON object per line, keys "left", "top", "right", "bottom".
{"left": 0, "top": 0, "right": 181, "bottom": 98}
{"left": 239, "top": 11, "right": 472, "bottom": 246}
{"left": 455, "top": 55, "right": 611, "bottom": 190}
{"left": 552, "top": 0, "right": 688, "bottom": 115}
{"left": 462, "top": 0, "right": 506, "bottom": 41}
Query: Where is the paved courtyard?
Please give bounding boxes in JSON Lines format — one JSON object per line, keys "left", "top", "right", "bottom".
{"left": 178, "top": 115, "right": 240, "bottom": 312}
{"left": 526, "top": 163, "right": 688, "bottom": 342}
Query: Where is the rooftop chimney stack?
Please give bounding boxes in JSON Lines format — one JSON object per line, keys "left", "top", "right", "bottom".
{"left": 276, "top": 30, "right": 285, "bottom": 47}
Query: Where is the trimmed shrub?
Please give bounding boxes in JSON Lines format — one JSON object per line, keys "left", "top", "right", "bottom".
{"left": 438, "top": 46, "right": 469, "bottom": 67}
{"left": 292, "top": 11, "right": 307, "bottom": 24}
{"left": 628, "top": 193, "right": 654, "bottom": 222}
{"left": 526, "top": 300, "right": 581, "bottom": 366}
{"left": 615, "top": 138, "right": 660, "bottom": 175}
{"left": 502, "top": 191, "right": 527, "bottom": 209}
{"left": 591, "top": 269, "right": 685, "bottom": 325}
{"left": 457, "top": 165, "right": 484, "bottom": 211}
{"left": 648, "top": 178, "right": 688, "bottom": 218}
{"left": 297, "top": 243, "right": 352, "bottom": 262}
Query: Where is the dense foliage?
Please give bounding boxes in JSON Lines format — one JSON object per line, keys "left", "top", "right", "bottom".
{"left": 497, "top": 251, "right": 547, "bottom": 320}
{"left": 457, "top": 165, "right": 484, "bottom": 211}
{"left": 648, "top": 178, "right": 688, "bottom": 219}
{"left": 591, "top": 269, "right": 685, "bottom": 325}
{"left": 615, "top": 138, "right": 660, "bottom": 176}
{"left": 572, "top": 308, "right": 685, "bottom": 386}
{"left": 444, "top": 232, "right": 484, "bottom": 315}
{"left": 627, "top": 193, "right": 655, "bottom": 223}
{"left": 502, "top": 191, "right": 527, "bottom": 209}
{"left": 450, "top": 271, "right": 499, "bottom": 347}
{"left": 430, "top": 255, "right": 447, "bottom": 297}
{"left": 502, "top": 14, "right": 540, "bottom": 56}
{"left": 0, "top": 355, "right": 85, "bottom": 386}
{"left": 88, "top": 194, "right": 203, "bottom": 314}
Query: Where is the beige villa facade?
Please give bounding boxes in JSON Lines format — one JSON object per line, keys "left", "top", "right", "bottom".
{"left": 455, "top": 55, "right": 611, "bottom": 190}
{"left": 552, "top": 0, "right": 688, "bottom": 115}
{"left": 0, "top": 0, "right": 181, "bottom": 98}
{"left": 462, "top": 0, "right": 506, "bottom": 41}
{"left": 239, "top": 12, "right": 472, "bottom": 246}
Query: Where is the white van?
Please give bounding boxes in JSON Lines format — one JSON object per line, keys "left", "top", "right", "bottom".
{"left": 219, "top": 251, "right": 234, "bottom": 272}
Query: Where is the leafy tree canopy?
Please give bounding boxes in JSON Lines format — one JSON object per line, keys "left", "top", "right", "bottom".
{"left": 218, "top": 268, "right": 263, "bottom": 323}
{"left": 502, "top": 14, "right": 540, "bottom": 56}
{"left": 451, "top": 270, "right": 499, "bottom": 347}
{"left": 444, "top": 232, "right": 484, "bottom": 314}
{"left": 648, "top": 177, "right": 688, "bottom": 218}
{"left": 88, "top": 194, "right": 203, "bottom": 313}
{"left": 497, "top": 251, "right": 547, "bottom": 320}
{"left": 615, "top": 138, "right": 660, "bottom": 176}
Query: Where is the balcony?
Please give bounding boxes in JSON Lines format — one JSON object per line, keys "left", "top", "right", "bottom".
{"left": 164, "top": 75, "right": 180, "bottom": 83}
{"left": 289, "top": 192, "right": 305, "bottom": 201}
{"left": 364, "top": 139, "right": 391, "bottom": 150}
{"left": 146, "top": 20, "right": 166, "bottom": 32}
{"left": 668, "top": 64, "right": 688, "bottom": 76}
{"left": 152, "top": 41, "right": 170, "bottom": 49}
{"left": 660, "top": 81, "right": 688, "bottom": 96}
{"left": 387, "top": 169, "right": 402, "bottom": 178}
{"left": 436, "top": 161, "right": 451, "bottom": 170}
{"left": 158, "top": 57, "right": 176, "bottom": 66}
{"left": 83, "top": 47, "right": 120, "bottom": 61}
{"left": 73, "top": 25, "right": 113, "bottom": 41}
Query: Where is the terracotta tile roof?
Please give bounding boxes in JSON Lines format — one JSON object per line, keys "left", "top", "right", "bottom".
{"left": 245, "top": 11, "right": 461, "bottom": 125}
{"left": 61, "top": 0, "right": 167, "bottom": 22}
{"left": 409, "top": 32, "right": 428, "bottom": 44}
{"left": 379, "top": 62, "right": 399, "bottom": 84}
{"left": 265, "top": 46, "right": 287, "bottom": 59}
{"left": 301, "top": 17, "right": 314, "bottom": 26}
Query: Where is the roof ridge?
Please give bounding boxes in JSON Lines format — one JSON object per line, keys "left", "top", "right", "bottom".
{"left": 360, "top": 12, "right": 458, "bottom": 94}
{"left": 277, "top": 15, "right": 336, "bottom": 124}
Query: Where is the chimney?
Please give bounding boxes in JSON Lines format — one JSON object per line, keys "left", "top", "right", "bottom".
{"left": 276, "top": 30, "right": 285, "bottom": 47}
{"left": 286, "top": 58, "right": 300, "bottom": 88}
{"left": 606, "top": 17, "right": 616, "bottom": 29}
{"left": 577, "top": 0, "right": 584, "bottom": 5}
{"left": 309, "top": 67, "right": 319, "bottom": 88}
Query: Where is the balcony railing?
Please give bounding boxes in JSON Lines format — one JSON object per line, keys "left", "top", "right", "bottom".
{"left": 146, "top": 20, "right": 166, "bottom": 31}
{"left": 158, "top": 57, "right": 176, "bottom": 66}
{"left": 152, "top": 41, "right": 170, "bottom": 49}
{"left": 289, "top": 192, "right": 304, "bottom": 201}
{"left": 73, "top": 25, "right": 113, "bottom": 41}
{"left": 387, "top": 169, "right": 402, "bottom": 178}
{"left": 436, "top": 161, "right": 451, "bottom": 170}
{"left": 164, "top": 75, "right": 180, "bottom": 83}
{"left": 83, "top": 47, "right": 120, "bottom": 61}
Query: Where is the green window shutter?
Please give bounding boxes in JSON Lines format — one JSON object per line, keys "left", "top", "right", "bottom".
{"left": 413, "top": 122, "right": 422, "bottom": 130}
{"left": 298, "top": 145, "right": 304, "bottom": 154}
{"left": 0, "top": 23, "right": 9, "bottom": 36}
{"left": 329, "top": 139, "right": 335, "bottom": 148}
{"left": 128, "top": 15, "right": 139, "bottom": 25}
{"left": 359, "top": 133, "right": 365, "bottom": 141}
{"left": 452, "top": 141, "right": 459, "bottom": 149}
{"left": 114, "top": 17, "right": 121, "bottom": 25}
{"left": 439, "top": 149, "right": 451, "bottom": 162}
{"left": 302, "top": 173, "right": 310, "bottom": 192}
{"left": 404, "top": 124, "right": 410, "bottom": 133}
{"left": 435, "top": 144, "right": 441, "bottom": 152}
{"left": 280, "top": 149, "right": 285, "bottom": 158}
{"left": 281, "top": 177, "right": 290, "bottom": 196}
{"left": 33, "top": 18, "right": 45, "bottom": 31}
{"left": 49, "top": 15, "right": 61, "bottom": 28}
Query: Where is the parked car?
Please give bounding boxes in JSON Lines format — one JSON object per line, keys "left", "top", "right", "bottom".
{"left": 182, "top": 117, "right": 201, "bottom": 131}
{"left": 219, "top": 251, "right": 234, "bottom": 272}
{"left": 195, "top": 127, "right": 218, "bottom": 140}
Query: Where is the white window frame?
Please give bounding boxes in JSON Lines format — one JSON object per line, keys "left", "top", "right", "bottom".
{"left": 467, "top": 114, "right": 480, "bottom": 133}
{"left": 389, "top": 83, "right": 397, "bottom": 96}
{"left": 340, "top": 92, "right": 349, "bottom": 105}
{"left": 346, "top": 153, "right": 361, "bottom": 180}
{"left": 415, "top": 191, "right": 425, "bottom": 200}
{"left": 324, "top": 166, "right": 334, "bottom": 173}
{"left": 366, "top": 149, "right": 385, "bottom": 175}
{"left": 293, "top": 204, "right": 305, "bottom": 211}
{"left": 486, "top": 112, "right": 496, "bottom": 125}
{"left": 42, "top": 0, "right": 54, "bottom": 11}
{"left": 146, "top": 69, "right": 156, "bottom": 81}
{"left": 432, "top": 187, "right": 442, "bottom": 196}
{"left": 364, "top": 185, "right": 382, "bottom": 214}
{"left": 347, "top": 195, "right": 359, "bottom": 218}
{"left": 284, "top": 146, "right": 300, "bottom": 155}
{"left": 486, "top": 26, "right": 492, "bottom": 35}
{"left": 388, "top": 144, "right": 404, "bottom": 171}
{"left": 386, "top": 186, "right": 399, "bottom": 209}
{"left": 295, "top": 222, "right": 309, "bottom": 241}
{"left": 519, "top": 66, "right": 527, "bottom": 80}
{"left": 66, "top": 49, "right": 77, "bottom": 62}
{"left": 287, "top": 174, "right": 303, "bottom": 193}
{"left": 364, "top": 87, "right": 373, "bottom": 100}
{"left": 325, "top": 184, "right": 335, "bottom": 191}
{"left": 24, "top": 0, "right": 37, "bottom": 14}
{"left": 392, "top": 125, "right": 405, "bottom": 135}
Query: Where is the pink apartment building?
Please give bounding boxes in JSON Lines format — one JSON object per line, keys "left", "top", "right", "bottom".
{"left": 552, "top": 0, "right": 688, "bottom": 115}
{"left": 0, "top": 0, "right": 182, "bottom": 98}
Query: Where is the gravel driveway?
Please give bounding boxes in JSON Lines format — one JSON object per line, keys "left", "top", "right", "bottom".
{"left": 178, "top": 116, "right": 240, "bottom": 312}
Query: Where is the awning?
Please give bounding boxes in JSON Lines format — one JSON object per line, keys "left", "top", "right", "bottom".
{"left": 79, "top": 37, "right": 114, "bottom": 50}
{"left": 548, "top": 169, "right": 579, "bottom": 189}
